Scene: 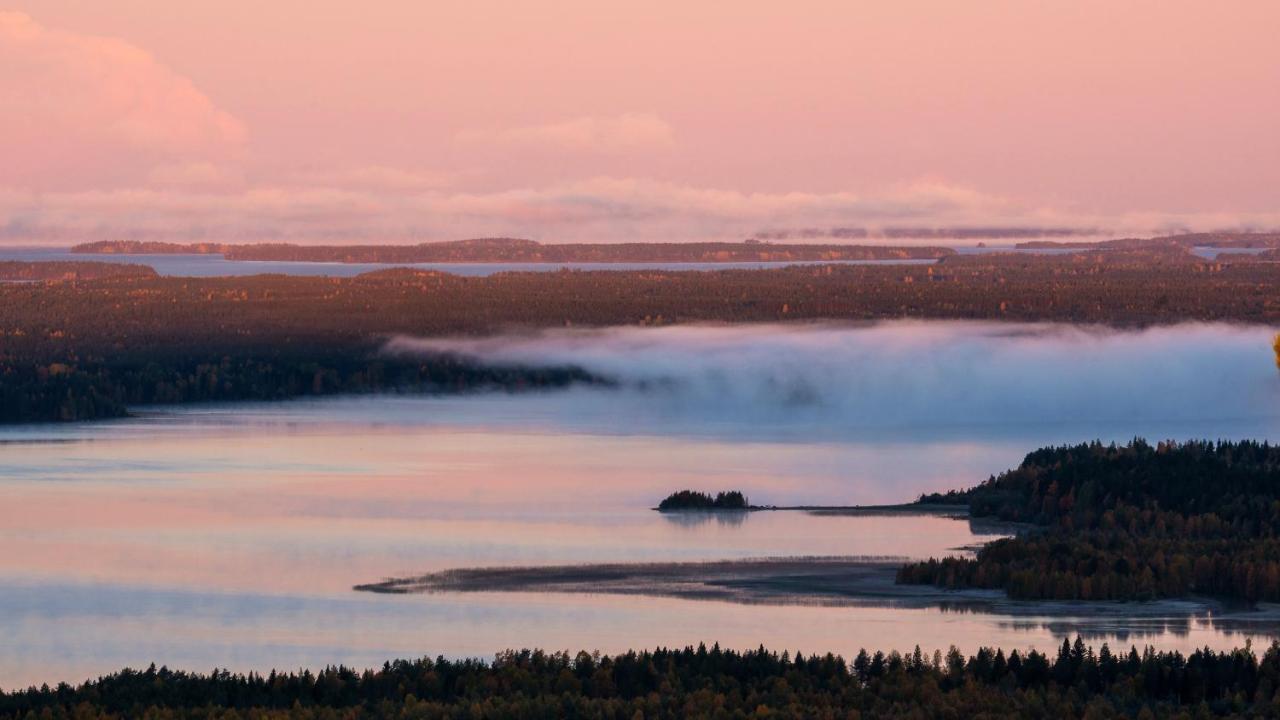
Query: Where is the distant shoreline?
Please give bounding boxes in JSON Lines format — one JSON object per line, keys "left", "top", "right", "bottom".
{"left": 70, "top": 239, "right": 955, "bottom": 264}
{"left": 655, "top": 502, "right": 970, "bottom": 516}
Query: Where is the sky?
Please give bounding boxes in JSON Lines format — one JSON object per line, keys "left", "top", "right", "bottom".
{"left": 2, "top": 1, "right": 1278, "bottom": 244}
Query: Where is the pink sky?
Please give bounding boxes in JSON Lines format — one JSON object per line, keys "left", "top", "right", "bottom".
{"left": 2, "top": 1, "right": 1278, "bottom": 243}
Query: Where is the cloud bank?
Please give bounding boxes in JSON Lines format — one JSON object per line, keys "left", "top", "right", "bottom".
{"left": 7, "top": 176, "right": 1279, "bottom": 244}
{"left": 384, "top": 322, "right": 1280, "bottom": 442}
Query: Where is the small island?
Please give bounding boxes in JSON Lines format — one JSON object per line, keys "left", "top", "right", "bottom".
{"left": 657, "top": 490, "right": 750, "bottom": 511}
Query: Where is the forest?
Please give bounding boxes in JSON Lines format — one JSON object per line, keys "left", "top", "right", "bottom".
{"left": 4, "top": 250, "right": 1280, "bottom": 423}
{"left": 0, "top": 262, "right": 156, "bottom": 282}
{"left": 899, "top": 440, "right": 1280, "bottom": 602}
{"left": 1016, "top": 232, "right": 1280, "bottom": 251}
{"left": 0, "top": 349, "right": 604, "bottom": 423}
{"left": 656, "top": 490, "right": 750, "bottom": 511}
{"left": 3, "top": 640, "right": 1278, "bottom": 718}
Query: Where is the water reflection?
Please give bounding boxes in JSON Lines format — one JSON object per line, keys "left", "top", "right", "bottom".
{"left": 659, "top": 511, "right": 750, "bottom": 528}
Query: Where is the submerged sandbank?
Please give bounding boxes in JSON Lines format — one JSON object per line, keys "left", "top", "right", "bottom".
{"left": 354, "top": 556, "right": 1279, "bottom": 627}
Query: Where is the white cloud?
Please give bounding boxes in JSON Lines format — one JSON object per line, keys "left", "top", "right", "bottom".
{"left": 0, "top": 11, "right": 244, "bottom": 190}
{"left": 455, "top": 113, "right": 675, "bottom": 153}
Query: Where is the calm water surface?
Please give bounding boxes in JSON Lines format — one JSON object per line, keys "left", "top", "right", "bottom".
{"left": 2, "top": 322, "right": 1280, "bottom": 687}
{"left": 0, "top": 249, "right": 936, "bottom": 277}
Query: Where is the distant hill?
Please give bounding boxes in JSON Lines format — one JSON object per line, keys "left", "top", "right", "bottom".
{"left": 1016, "top": 232, "right": 1280, "bottom": 251}
{"left": 752, "top": 225, "right": 1093, "bottom": 241}
{"left": 71, "top": 239, "right": 955, "bottom": 263}
{"left": 70, "top": 241, "right": 227, "bottom": 255}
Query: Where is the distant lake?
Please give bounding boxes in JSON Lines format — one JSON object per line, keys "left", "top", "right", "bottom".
{"left": 2, "top": 321, "right": 1279, "bottom": 687}
{"left": 1191, "top": 246, "right": 1273, "bottom": 260}
{"left": 0, "top": 249, "right": 938, "bottom": 277}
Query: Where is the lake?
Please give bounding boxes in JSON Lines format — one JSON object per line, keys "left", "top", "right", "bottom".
{"left": 0, "top": 249, "right": 937, "bottom": 277}
{"left": 2, "top": 321, "right": 1279, "bottom": 688}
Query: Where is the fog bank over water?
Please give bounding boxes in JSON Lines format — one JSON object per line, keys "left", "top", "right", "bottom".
{"left": 386, "top": 322, "right": 1280, "bottom": 441}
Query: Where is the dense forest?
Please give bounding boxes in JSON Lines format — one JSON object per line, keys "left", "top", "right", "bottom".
{"left": 1225, "top": 247, "right": 1280, "bottom": 263}
{"left": 0, "top": 349, "right": 605, "bottom": 423}
{"left": 657, "top": 490, "right": 750, "bottom": 511}
{"left": 7, "top": 249, "right": 1280, "bottom": 422}
{"left": 71, "top": 238, "right": 954, "bottom": 263}
{"left": 3, "top": 640, "right": 1279, "bottom": 718}
{"left": 18, "top": 251, "right": 1278, "bottom": 344}
{"left": 4, "top": 251, "right": 1280, "bottom": 423}
{"left": 899, "top": 440, "right": 1280, "bottom": 602}
{"left": 0, "top": 261, "right": 156, "bottom": 282}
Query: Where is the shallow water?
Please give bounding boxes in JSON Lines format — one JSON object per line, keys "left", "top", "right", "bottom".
{"left": 2, "top": 321, "right": 1280, "bottom": 687}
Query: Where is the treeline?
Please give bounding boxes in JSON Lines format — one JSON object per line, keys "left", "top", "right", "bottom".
{"left": 4, "top": 640, "right": 1280, "bottom": 718}
{"left": 901, "top": 440, "right": 1280, "bottom": 602}
{"left": 657, "top": 490, "right": 750, "bottom": 510}
{"left": 72, "top": 238, "right": 955, "bottom": 263}
{"left": 1016, "top": 232, "right": 1280, "bottom": 251}
{"left": 0, "top": 261, "right": 156, "bottom": 282}
{"left": 67, "top": 241, "right": 226, "bottom": 255}
{"left": 752, "top": 225, "right": 1088, "bottom": 241}
{"left": 0, "top": 350, "right": 605, "bottom": 423}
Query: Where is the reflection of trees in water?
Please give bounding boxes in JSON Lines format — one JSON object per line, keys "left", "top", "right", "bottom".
{"left": 933, "top": 604, "right": 1280, "bottom": 644}
{"left": 1001, "top": 617, "right": 1203, "bottom": 642}
{"left": 659, "top": 510, "right": 749, "bottom": 528}
{"left": 965, "top": 516, "right": 1027, "bottom": 537}
{"left": 931, "top": 597, "right": 1280, "bottom": 640}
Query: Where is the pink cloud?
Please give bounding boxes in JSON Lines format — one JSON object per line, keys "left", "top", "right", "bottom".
{"left": 3, "top": 177, "right": 1277, "bottom": 244}
{"left": 287, "top": 166, "right": 457, "bottom": 193}
{"left": 0, "top": 11, "right": 244, "bottom": 191}
{"left": 456, "top": 113, "right": 675, "bottom": 153}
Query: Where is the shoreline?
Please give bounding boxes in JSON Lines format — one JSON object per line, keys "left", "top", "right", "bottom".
{"left": 353, "top": 556, "right": 1280, "bottom": 627}
{"left": 655, "top": 502, "right": 970, "bottom": 516}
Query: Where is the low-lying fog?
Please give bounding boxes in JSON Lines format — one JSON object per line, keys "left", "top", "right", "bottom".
{"left": 386, "top": 321, "right": 1280, "bottom": 443}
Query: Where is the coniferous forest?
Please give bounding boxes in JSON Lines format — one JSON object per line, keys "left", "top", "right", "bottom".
{"left": 5, "top": 640, "right": 1280, "bottom": 719}
{"left": 899, "top": 440, "right": 1280, "bottom": 602}
{"left": 3, "top": 248, "right": 1280, "bottom": 423}
{"left": 657, "top": 490, "right": 750, "bottom": 510}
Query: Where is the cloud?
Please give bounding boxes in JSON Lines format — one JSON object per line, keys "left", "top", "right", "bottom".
{"left": 0, "top": 11, "right": 244, "bottom": 190}
{"left": 0, "top": 15, "right": 1270, "bottom": 244}
{"left": 2, "top": 175, "right": 1279, "bottom": 243}
{"left": 0, "top": 178, "right": 1022, "bottom": 242}
{"left": 456, "top": 113, "right": 675, "bottom": 153}
{"left": 286, "top": 166, "right": 457, "bottom": 193}
{"left": 145, "top": 162, "right": 245, "bottom": 191}
{"left": 382, "top": 322, "right": 1280, "bottom": 443}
